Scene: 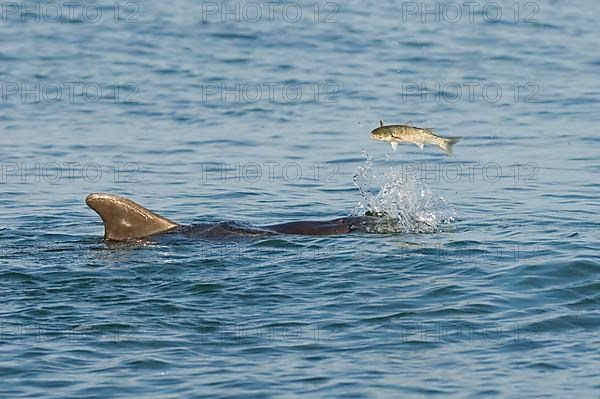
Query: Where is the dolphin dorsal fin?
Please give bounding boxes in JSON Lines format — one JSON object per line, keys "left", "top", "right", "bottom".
{"left": 380, "top": 120, "right": 384, "bottom": 127}
{"left": 86, "top": 193, "right": 179, "bottom": 240}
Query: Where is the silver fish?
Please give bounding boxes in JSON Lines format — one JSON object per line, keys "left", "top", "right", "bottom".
{"left": 371, "top": 120, "right": 463, "bottom": 154}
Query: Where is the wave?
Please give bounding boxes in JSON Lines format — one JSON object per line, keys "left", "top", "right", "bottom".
{"left": 351, "top": 151, "right": 455, "bottom": 233}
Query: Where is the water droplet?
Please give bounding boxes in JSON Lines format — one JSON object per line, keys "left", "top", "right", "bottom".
{"left": 351, "top": 151, "right": 455, "bottom": 233}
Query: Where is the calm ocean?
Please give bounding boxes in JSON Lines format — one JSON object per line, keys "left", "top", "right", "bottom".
{"left": 1, "top": 1, "right": 599, "bottom": 397}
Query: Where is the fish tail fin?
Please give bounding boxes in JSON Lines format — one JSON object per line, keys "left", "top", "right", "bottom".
{"left": 439, "top": 136, "right": 463, "bottom": 155}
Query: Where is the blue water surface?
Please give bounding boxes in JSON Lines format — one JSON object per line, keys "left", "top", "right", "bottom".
{"left": 1, "top": 0, "right": 599, "bottom": 397}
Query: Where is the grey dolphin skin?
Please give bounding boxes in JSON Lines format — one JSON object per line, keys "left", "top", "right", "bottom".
{"left": 86, "top": 193, "right": 379, "bottom": 241}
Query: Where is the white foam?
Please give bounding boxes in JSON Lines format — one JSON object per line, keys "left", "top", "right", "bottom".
{"left": 351, "top": 151, "right": 455, "bottom": 233}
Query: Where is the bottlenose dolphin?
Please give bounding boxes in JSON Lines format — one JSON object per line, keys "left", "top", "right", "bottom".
{"left": 86, "top": 193, "right": 379, "bottom": 241}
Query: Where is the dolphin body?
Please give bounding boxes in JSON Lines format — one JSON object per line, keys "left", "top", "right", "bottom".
{"left": 86, "top": 193, "right": 379, "bottom": 241}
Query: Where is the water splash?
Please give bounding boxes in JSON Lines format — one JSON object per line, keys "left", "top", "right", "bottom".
{"left": 351, "top": 151, "right": 455, "bottom": 233}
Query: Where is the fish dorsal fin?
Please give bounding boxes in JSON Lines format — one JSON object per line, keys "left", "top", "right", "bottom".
{"left": 380, "top": 120, "right": 384, "bottom": 127}
{"left": 405, "top": 119, "right": 413, "bottom": 125}
{"left": 86, "top": 193, "right": 179, "bottom": 241}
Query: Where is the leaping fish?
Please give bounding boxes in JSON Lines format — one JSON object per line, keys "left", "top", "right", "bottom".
{"left": 371, "top": 120, "right": 463, "bottom": 154}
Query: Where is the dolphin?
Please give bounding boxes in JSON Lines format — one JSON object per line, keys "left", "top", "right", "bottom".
{"left": 86, "top": 193, "right": 380, "bottom": 241}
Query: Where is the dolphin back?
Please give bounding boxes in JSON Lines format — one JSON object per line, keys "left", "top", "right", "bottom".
{"left": 86, "top": 193, "right": 179, "bottom": 241}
